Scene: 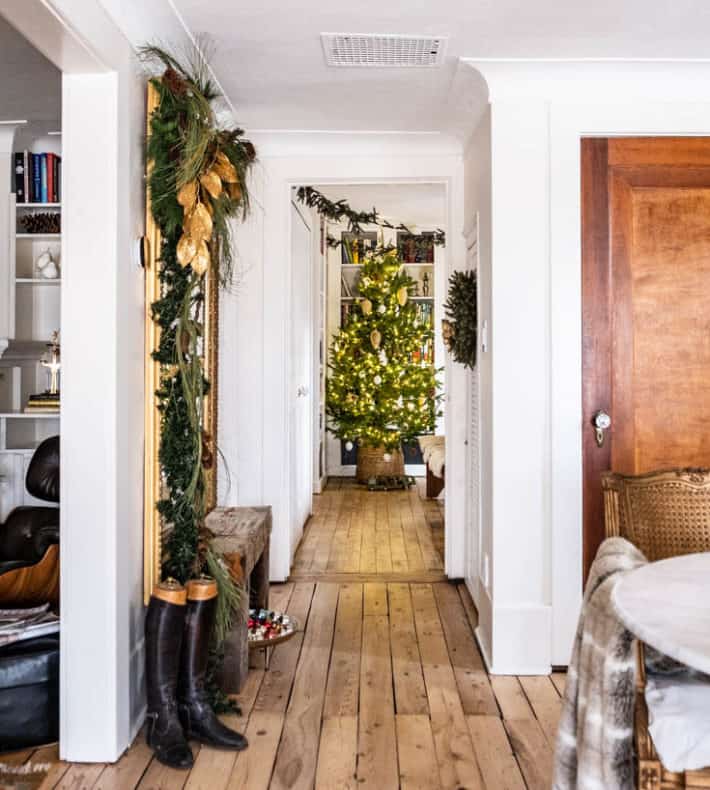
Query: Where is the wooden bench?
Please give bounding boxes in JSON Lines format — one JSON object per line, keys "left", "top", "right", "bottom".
{"left": 205, "top": 505, "right": 272, "bottom": 692}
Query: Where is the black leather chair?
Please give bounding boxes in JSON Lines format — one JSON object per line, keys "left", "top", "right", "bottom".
{"left": 0, "top": 436, "right": 59, "bottom": 607}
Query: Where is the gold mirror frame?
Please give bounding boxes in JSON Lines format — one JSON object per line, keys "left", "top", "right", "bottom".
{"left": 143, "top": 82, "right": 219, "bottom": 602}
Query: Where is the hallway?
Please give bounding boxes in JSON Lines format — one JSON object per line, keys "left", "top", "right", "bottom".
{"left": 18, "top": 483, "right": 560, "bottom": 789}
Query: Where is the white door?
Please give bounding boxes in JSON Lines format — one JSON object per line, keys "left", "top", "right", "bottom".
{"left": 289, "top": 200, "right": 313, "bottom": 558}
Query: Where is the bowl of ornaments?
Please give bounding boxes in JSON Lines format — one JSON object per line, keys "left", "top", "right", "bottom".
{"left": 247, "top": 608, "right": 298, "bottom": 648}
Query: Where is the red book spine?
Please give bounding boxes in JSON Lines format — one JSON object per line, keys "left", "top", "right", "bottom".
{"left": 47, "top": 153, "right": 54, "bottom": 203}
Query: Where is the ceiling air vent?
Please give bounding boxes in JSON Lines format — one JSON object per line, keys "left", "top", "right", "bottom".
{"left": 321, "top": 33, "right": 448, "bottom": 68}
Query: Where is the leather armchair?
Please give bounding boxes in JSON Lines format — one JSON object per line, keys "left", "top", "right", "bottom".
{"left": 0, "top": 436, "right": 60, "bottom": 607}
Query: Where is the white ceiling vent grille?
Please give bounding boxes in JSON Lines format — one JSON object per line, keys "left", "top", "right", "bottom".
{"left": 321, "top": 33, "right": 448, "bottom": 68}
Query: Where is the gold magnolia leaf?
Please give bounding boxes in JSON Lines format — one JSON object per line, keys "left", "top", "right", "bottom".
{"left": 397, "top": 287, "right": 408, "bottom": 306}
{"left": 370, "top": 329, "right": 382, "bottom": 349}
{"left": 191, "top": 240, "right": 210, "bottom": 276}
{"left": 189, "top": 202, "right": 213, "bottom": 242}
{"left": 361, "top": 298, "right": 373, "bottom": 315}
{"left": 177, "top": 180, "right": 198, "bottom": 210}
{"left": 228, "top": 181, "right": 242, "bottom": 201}
{"left": 213, "top": 150, "right": 239, "bottom": 183}
{"left": 199, "top": 169, "right": 223, "bottom": 200}
{"left": 177, "top": 233, "right": 197, "bottom": 268}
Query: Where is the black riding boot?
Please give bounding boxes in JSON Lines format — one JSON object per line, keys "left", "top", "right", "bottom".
{"left": 178, "top": 578, "right": 248, "bottom": 750}
{"left": 145, "top": 581, "right": 194, "bottom": 769}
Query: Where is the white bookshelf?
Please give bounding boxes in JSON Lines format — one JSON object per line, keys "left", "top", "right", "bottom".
{"left": 0, "top": 123, "right": 61, "bottom": 518}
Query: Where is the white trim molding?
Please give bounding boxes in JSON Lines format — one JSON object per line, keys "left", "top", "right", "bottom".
{"left": 460, "top": 58, "right": 710, "bottom": 671}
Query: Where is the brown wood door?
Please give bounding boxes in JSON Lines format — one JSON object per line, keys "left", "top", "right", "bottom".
{"left": 582, "top": 137, "right": 710, "bottom": 578}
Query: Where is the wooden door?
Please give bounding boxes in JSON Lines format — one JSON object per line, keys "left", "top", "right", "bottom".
{"left": 582, "top": 137, "right": 710, "bottom": 577}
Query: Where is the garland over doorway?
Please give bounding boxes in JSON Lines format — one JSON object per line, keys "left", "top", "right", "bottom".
{"left": 141, "top": 44, "right": 256, "bottom": 702}
{"left": 296, "top": 186, "right": 446, "bottom": 255}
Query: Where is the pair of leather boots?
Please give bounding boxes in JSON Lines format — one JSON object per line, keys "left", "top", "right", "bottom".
{"left": 145, "top": 577, "right": 247, "bottom": 769}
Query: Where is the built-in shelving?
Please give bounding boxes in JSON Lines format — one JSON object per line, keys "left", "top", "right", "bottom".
{"left": 1, "top": 124, "right": 62, "bottom": 519}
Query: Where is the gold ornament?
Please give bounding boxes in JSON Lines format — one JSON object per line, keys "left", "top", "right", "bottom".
{"left": 370, "top": 329, "right": 382, "bottom": 349}
{"left": 213, "top": 151, "right": 238, "bottom": 183}
{"left": 189, "top": 202, "right": 213, "bottom": 242}
{"left": 177, "top": 233, "right": 197, "bottom": 268}
{"left": 397, "top": 286, "right": 408, "bottom": 306}
{"left": 177, "top": 180, "right": 198, "bottom": 211}
{"left": 199, "top": 169, "right": 223, "bottom": 199}
{"left": 361, "top": 298, "right": 373, "bottom": 315}
{"left": 191, "top": 240, "right": 210, "bottom": 276}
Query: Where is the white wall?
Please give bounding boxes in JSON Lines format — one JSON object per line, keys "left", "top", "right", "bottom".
{"left": 462, "top": 59, "right": 710, "bottom": 674}
{"left": 218, "top": 167, "right": 266, "bottom": 508}
{"left": 2, "top": 0, "right": 192, "bottom": 761}
{"left": 223, "top": 132, "right": 466, "bottom": 581}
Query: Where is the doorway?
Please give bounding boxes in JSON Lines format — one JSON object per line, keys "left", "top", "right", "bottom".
{"left": 288, "top": 182, "right": 450, "bottom": 575}
{"left": 581, "top": 136, "right": 710, "bottom": 577}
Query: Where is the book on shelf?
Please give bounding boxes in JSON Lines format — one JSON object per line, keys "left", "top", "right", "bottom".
{"left": 14, "top": 151, "right": 62, "bottom": 203}
{"left": 13, "top": 153, "right": 25, "bottom": 202}
{"left": 24, "top": 391, "right": 60, "bottom": 413}
{"left": 341, "top": 273, "right": 353, "bottom": 298}
{"left": 340, "top": 302, "right": 354, "bottom": 326}
{"left": 32, "top": 154, "right": 41, "bottom": 203}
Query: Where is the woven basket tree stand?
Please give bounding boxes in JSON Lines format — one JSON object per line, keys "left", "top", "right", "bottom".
{"left": 356, "top": 445, "right": 404, "bottom": 484}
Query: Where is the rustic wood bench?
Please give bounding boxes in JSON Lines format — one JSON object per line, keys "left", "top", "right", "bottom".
{"left": 205, "top": 505, "right": 272, "bottom": 692}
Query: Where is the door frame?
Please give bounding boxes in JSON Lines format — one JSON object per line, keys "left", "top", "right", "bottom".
{"left": 259, "top": 151, "right": 466, "bottom": 581}
{"left": 550, "top": 104, "right": 710, "bottom": 665}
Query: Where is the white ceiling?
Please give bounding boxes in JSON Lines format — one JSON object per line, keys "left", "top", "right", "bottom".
{"left": 0, "top": 14, "right": 61, "bottom": 124}
{"left": 171, "top": 0, "right": 710, "bottom": 135}
{"left": 314, "top": 183, "right": 446, "bottom": 229}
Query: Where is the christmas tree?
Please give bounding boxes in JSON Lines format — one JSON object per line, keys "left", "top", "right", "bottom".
{"left": 327, "top": 247, "right": 440, "bottom": 456}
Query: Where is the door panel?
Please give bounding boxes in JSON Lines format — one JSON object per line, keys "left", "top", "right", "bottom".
{"left": 582, "top": 137, "right": 710, "bottom": 578}
{"left": 289, "top": 201, "right": 313, "bottom": 559}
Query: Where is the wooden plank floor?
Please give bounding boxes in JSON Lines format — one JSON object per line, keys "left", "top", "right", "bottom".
{"left": 6, "top": 480, "right": 562, "bottom": 790}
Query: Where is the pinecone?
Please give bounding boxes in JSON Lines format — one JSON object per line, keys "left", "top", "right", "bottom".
{"left": 162, "top": 67, "right": 187, "bottom": 97}
{"left": 20, "top": 212, "right": 60, "bottom": 234}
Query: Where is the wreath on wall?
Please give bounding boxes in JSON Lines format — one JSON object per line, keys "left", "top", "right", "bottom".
{"left": 141, "top": 44, "right": 256, "bottom": 706}
{"left": 443, "top": 270, "right": 478, "bottom": 369}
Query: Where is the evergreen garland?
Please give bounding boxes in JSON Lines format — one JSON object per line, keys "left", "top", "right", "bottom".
{"left": 142, "top": 43, "right": 256, "bottom": 709}
{"left": 443, "top": 270, "right": 478, "bottom": 369}
{"left": 297, "top": 186, "right": 446, "bottom": 248}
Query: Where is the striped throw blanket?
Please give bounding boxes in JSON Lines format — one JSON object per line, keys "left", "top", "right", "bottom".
{"left": 553, "top": 537, "right": 647, "bottom": 790}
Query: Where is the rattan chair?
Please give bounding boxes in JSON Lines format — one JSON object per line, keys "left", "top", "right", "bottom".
{"left": 602, "top": 468, "right": 710, "bottom": 790}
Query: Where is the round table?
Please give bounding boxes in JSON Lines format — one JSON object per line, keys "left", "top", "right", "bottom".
{"left": 612, "top": 552, "right": 710, "bottom": 674}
